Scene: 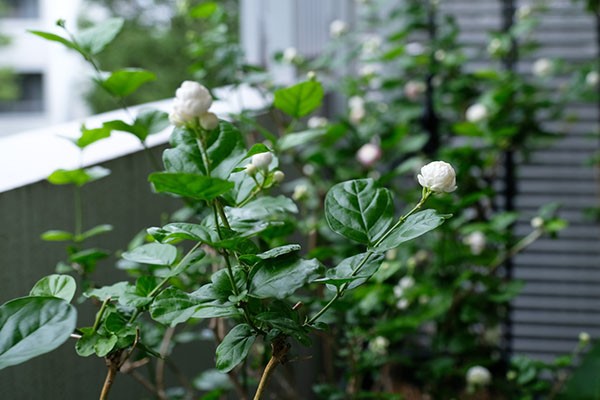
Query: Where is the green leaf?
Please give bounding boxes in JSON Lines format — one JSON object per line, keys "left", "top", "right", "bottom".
{"left": 169, "top": 249, "right": 205, "bottom": 277}
{"left": 250, "top": 258, "right": 322, "bottom": 299}
{"left": 559, "top": 341, "right": 600, "bottom": 399}
{"left": 215, "top": 324, "right": 256, "bottom": 373}
{"left": 40, "top": 230, "right": 73, "bottom": 242}
{"left": 75, "top": 125, "right": 112, "bottom": 148}
{"left": 274, "top": 80, "right": 324, "bottom": 118}
{"left": 134, "top": 109, "right": 169, "bottom": 140}
{"left": 85, "top": 282, "right": 130, "bottom": 301}
{"left": 94, "top": 334, "right": 118, "bottom": 357}
{"left": 257, "top": 244, "right": 301, "bottom": 260}
{"left": 77, "top": 18, "right": 124, "bottom": 55}
{"left": 317, "top": 252, "right": 384, "bottom": 290}
{"left": 278, "top": 129, "right": 327, "bottom": 151}
{"left": 375, "top": 209, "right": 449, "bottom": 252}
{"left": 77, "top": 224, "right": 113, "bottom": 241}
{"left": 163, "top": 127, "right": 204, "bottom": 175}
{"left": 0, "top": 297, "right": 77, "bottom": 370}
{"left": 101, "top": 68, "right": 156, "bottom": 98}
{"left": 149, "top": 172, "right": 234, "bottom": 200}
{"left": 205, "top": 122, "right": 247, "bottom": 179}
{"left": 28, "top": 30, "right": 80, "bottom": 52}
{"left": 325, "top": 179, "right": 394, "bottom": 245}
{"left": 47, "top": 166, "right": 111, "bottom": 187}
{"left": 29, "top": 275, "right": 77, "bottom": 302}
{"left": 122, "top": 243, "right": 177, "bottom": 266}
{"left": 190, "top": 2, "right": 218, "bottom": 18}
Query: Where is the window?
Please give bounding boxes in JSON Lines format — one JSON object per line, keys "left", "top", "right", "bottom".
{"left": 0, "top": 73, "right": 44, "bottom": 113}
{"left": 3, "top": 0, "right": 40, "bottom": 19}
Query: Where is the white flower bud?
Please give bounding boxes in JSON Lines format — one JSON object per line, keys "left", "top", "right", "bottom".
{"left": 330, "top": 19, "right": 348, "bottom": 38}
{"left": 405, "top": 42, "right": 424, "bottom": 56}
{"left": 292, "top": 184, "right": 308, "bottom": 201}
{"left": 356, "top": 143, "right": 382, "bottom": 167}
{"left": 530, "top": 216, "right": 544, "bottom": 229}
{"left": 359, "top": 64, "right": 379, "bottom": 77}
{"left": 306, "top": 70, "right": 317, "bottom": 80}
{"left": 307, "top": 116, "right": 328, "bottom": 129}
{"left": 349, "top": 96, "right": 366, "bottom": 123}
{"left": 362, "top": 34, "right": 382, "bottom": 54}
{"left": 517, "top": 5, "right": 532, "bottom": 19}
{"left": 199, "top": 112, "right": 219, "bottom": 130}
{"left": 466, "top": 103, "right": 488, "bottom": 123}
{"left": 302, "top": 164, "right": 315, "bottom": 176}
{"left": 404, "top": 81, "right": 426, "bottom": 101}
{"left": 245, "top": 163, "right": 257, "bottom": 176}
{"left": 368, "top": 336, "right": 389, "bottom": 355}
{"left": 586, "top": 71, "right": 599, "bottom": 87}
{"left": 393, "top": 285, "right": 404, "bottom": 298}
{"left": 463, "top": 231, "right": 486, "bottom": 255}
{"left": 466, "top": 366, "right": 491, "bottom": 386}
{"left": 434, "top": 49, "right": 446, "bottom": 61}
{"left": 579, "top": 331, "right": 591, "bottom": 344}
{"left": 283, "top": 47, "right": 298, "bottom": 63}
{"left": 399, "top": 276, "right": 415, "bottom": 290}
{"left": 273, "top": 170, "right": 285, "bottom": 183}
{"left": 171, "top": 81, "right": 213, "bottom": 125}
{"left": 417, "top": 161, "right": 457, "bottom": 193}
{"left": 487, "top": 38, "right": 502, "bottom": 56}
{"left": 251, "top": 152, "right": 273, "bottom": 170}
{"left": 396, "top": 298, "right": 409, "bottom": 310}
{"left": 532, "top": 58, "right": 553, "bottom": 77}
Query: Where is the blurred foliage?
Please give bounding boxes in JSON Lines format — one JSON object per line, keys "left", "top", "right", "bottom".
{"left": 81, "top": 0, "right": 240, "bottom": 113}
{"left": 0, "top": 0, "right": 19, "bottom": 102}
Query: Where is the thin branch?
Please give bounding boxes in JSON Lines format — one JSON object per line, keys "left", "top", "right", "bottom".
{"left": 253, "top": 338, "right": 290, "bottom": 400}
{"left": 156, "top": 326, "right": 176, "bottom": 400}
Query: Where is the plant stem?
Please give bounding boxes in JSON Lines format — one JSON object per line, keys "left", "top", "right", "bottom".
{"left": 253, "top": 339, "right": 289, "bottom": 400}
{"left": 92, "top": 297, "right": 111, "bottom": 333}
{"left": 156, "top": 326, "right": 176, "bottom": 400}
{"left": 99, "top": 364, "right": 117, "bottom": 400}
{"left": 74, "top": 185, "right": 83, "bottom": 238}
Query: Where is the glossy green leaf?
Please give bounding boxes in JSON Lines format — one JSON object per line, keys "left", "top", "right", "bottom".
{"left": 103, "top": 109, "right": 168, "bottom": 142}
{"left": 77, "top": 18, "right": 124, "bottom": 55}
{"left": 163, "top": 127, "right": 204, "bottom": 174}
{"left": 318, "top": 252, "right": 384, "bottom": 290}
{"left": 48, "top": 166, "right": 111, "bottom": 187}
{"left": 85, "top": 282, "right": 130, "bottom": 301}
{"left": 29, "top": 275, "right": 77, "bottom": 302}
{"left": 94, "top": 334, "right": 118, "bottom": 357}
{"left": 205, "top": 122, "right": 247, "bottom": 179}
{"left": 75, "top": 125, "right": 112, "bottom": 148}
{"left": 559, "top": 341, "right": 600, "bottom": 399}
{"left": 0, "top": 296, "right": 77, "bottom": 370}
{"left": 215, "top": 324, "right": 255, "bottom": 373}
{"left": 149, "top": 172, "right": 234, "bottom": 200}
{"left": 190, "top": 2, "right": 218, "bottom": 18}
{"left": 325, "top": 179, "right": 394, "bottom": 245}
{"left": 250, "top": 257, "right": 322, "bottom": 299}
{"left": 101, "top": 68, "right": 156, "bottom": 97}
{"left": 28, "top": 30, "right": 80, "bottom": 52}
{"left": 40, "top": 230, "right": 73, "bottom": 242}
{"left": 374, "top": 209, "right": 449, "bottom": 252}
{"left": 122, "top": 243, "right": 177, "bottom": 266}
{"left": 274, "top": 80, "right": 324, "bottom": 118}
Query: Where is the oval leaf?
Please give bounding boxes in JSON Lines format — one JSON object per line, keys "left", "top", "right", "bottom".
{"left": 0, "top": 297, "right": 77, "bottom": 370}
{"left": 318, "top": 252, "right": 384, "bottom": 290}
{"left": 122, "top": 243, "right": 177, "bottom": 266}
{"left": 325, "top": 179, "right": 394, "bottom": 245}
{"left": 30, "top": 275, "right": 77, "bottom": 302}
{"left": 375, "top": 209, "right": 449, "bottom": 252}
{"left": 274, "top": 80, "right": 324, "bottom": 118}
{"left": 215, "top": 324, "right": 256, "bottom": 373}
{"left": 148, "top": 172, "right": 234, "bottom": 200}
{"left": 101, "top": 68, "right": 156, "bottom": 98}
{"left": 250, "top": 258, "right": 322, "bottom": 299}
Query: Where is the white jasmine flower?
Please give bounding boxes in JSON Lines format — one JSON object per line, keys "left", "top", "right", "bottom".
{"left": 359, "top": 64, "right": 379, "bottom": 77}
{"left": 356, "top": 143, "right": 382, "bottom": 167}
{"left": 306, "top": 70, "right": 317, "bottom": 80}
{"left": 368, "top": 336, "right": 390, "bottom": 355}
{"left": 393, "top": 285, "right": 404, "bottom": 299}
{"left": 283, "top": 47, "right": 298, "bottom": 63}
{"left": 292, "top": 184, "right": 308, "bottom": 201}
{"left": 302, "top": 164, "right": 315, "bottom": 176}
{"left": 530, "top": 216, "right": 544, "bottom": 229}
{"left": 579, "top": 331, "right": 591, "bottom": 344}
{"left": 251, "top": 152, "right": 273, "bottom": 170}
{"left": 399, "top": 276, "right": 415, "bottom": 290}
{"left": 405, "top": 42, "right": 424, "bottom": 56}
{"left": 466, "top": 366, "right": 491, "bottom": 386}
{"left": 330, "top": 19, "right": 348, "bottom": 38}
{"left": 307, "top": 116, "right": 328, "bottom": 129}
{"left": 463, "top": 231, "right": 486, "bottom": 255}
{"left": 199, "top": 112, "right": 219, "bottom": 130}
{"left": 434, "top": 49, "right": 446, "bottom": 61}
{"left": 362, "top": 34, "right": 382, "bottom": 54}
{"left": 517, "top": 5, "right": 532, "bottom": 19}
{"left": 404, "top": 81, "right": 426, "bottom": 101}
{"left": 417, "top": 161, "right": 457, "bottom": 193}
{"left": 396, "top": 298, "right": 409, "bottom": 310}
{"left": 532, "top": 58, "right": 553, "bottom": 77}
{"left": 245, "top": 163, "right": 257, "bottom": 176}
{"left": 273, "top": 170, "right": 285, "bottom": 183}
{"left": 586, "top": 71, "right": 599, "bottom": 87}
{"left": 487, "top": 38, "right": 502, "bottom": 56}
{"left": 171, "top": 81, "right": 213, "bottom": 125}
{"left": 349, "top": 96, "right": 366, "bottom": 123}
{"left": 466, "top": 103, "right": 488, "bottom": 123}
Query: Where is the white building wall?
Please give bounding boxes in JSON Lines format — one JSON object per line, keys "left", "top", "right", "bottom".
{"left": 0, "top": 0, "right": 88, "bottom": 137}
